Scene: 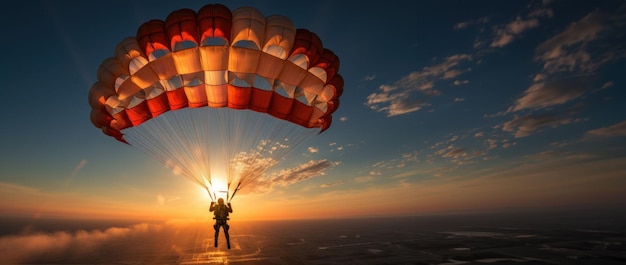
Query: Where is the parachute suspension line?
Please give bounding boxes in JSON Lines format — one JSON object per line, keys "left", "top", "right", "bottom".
{"left": 205, "top": 185, "right": 214, "bottom": 202}
{"left": 228, "top": 182, "right": 242, "bottom": 203}
{"left": 226, "top": 109, "right": 321, "bottom": 193}
{"left": 122, "top": 111, "right": 207, "bottom": 188}
{"left": 237, "top": 111, "right": 275, "bottom": 189}
{"left": 227, "top": 110, "right": 239, "bottom": 194}
{"left": 190, "top": 107, "right": 215, "bottom": 197}
{"left": 226, "top": 182, "right": 230, "bottom": 203}
{"left": 233, "top": 109, "right": 271, "bottom": 193}
{"left": 227, "top": 109, "right": 240, "bottom": 199}
{"left": 167, "top": 109, "right": 209, "bottom": 187}
{"left": 222, "top": 108, "right": 235, "bottom": 199}
{"left": 123, "top": 107, "right": 321, "bottom": 202}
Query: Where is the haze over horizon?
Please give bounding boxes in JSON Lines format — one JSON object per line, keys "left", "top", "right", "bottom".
{"left": 1, "top": 0, "right": 625, "bottom": 222}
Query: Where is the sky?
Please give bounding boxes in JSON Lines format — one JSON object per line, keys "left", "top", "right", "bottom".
{"left": 0, "top": 0, "right": 625, "bottom": 222}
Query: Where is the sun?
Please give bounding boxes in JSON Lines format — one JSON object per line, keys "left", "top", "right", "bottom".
{"left": 198, "top": 175, "right": 229, "bottom": 202}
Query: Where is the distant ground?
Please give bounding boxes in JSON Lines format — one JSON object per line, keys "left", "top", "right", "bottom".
{"left": 1, "top": 209, "right": 625, "bottom": 264}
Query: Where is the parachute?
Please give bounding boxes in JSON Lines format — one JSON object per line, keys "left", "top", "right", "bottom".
{"left": 88, "top": 4, "right": 343, "bottom": 202}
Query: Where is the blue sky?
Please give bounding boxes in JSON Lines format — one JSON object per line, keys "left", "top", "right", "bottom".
{"left": 0, "top": 0, "right": 625, "bottom": 221}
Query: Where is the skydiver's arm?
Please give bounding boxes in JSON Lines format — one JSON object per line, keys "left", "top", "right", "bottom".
{"left": 210, "top": 201, "right": 216, "bottom": 212}
{"left": 227, "top": 203, "right": 233, "bottom": 213}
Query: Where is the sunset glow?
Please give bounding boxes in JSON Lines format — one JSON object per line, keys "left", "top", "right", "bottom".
{"left": 0, "top": 0, "right": 625, "bottom": 224}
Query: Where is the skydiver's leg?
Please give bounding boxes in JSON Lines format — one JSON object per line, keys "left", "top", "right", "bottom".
{"left": 224, "top": 224, "right": 230, "bottom": 249}
{"left": 213, "top": 223, "right": 220, "bottom": 247}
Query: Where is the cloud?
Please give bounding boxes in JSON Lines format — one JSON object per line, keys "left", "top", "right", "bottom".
{"left": 365, "top": 54, "right": 472, "bottom": 116}
{"left": 319, "top": 180, "right": 344, "bottom": 188}
{"left": 600, "top": 81, "right": 614, "bottom": 89}
{"left": 363, "top": 74, "right": 376, "bottom": 81}
{"left": 443, "top": 68, "right": 470, "bottom": 79}
{"left": 490, "top": 17, "right": 540, "bottom": 48}
{"left": 339, "top": 116, "right": 348, "bottom": 122}
{"left": 157, "top": 195, "right": 180, "bottom": 205}
{"left": 527, "top": 9, "right": 626, "bottom": 95}
{"left": 535, "top": 11, "right": 611, "bottom": 74}
{"left": 71, "top": 159, "right": 87, "bottom": 177}
{"left": 524, "top": 150, "right": 594, "bottom": 162}
{"left": 486, "top": 138, "right": 498, "bottom": 150}
{"left": 482, "top": 5, "right": 553, "bottom": 48}
{"left": 0, "top": 182, "right": 39, "bottom": 195}
{"left": 441, "top": 147, "right": 468, "bottom": 159}
{"left": 502, "top": 114, "right": 574, "bottom": 138}
{"left": 500, "top": 8, "right": 625, "bottom": 137}
{"left": 65, "top": 159, "right": 88, "bottom": 185}
{"left": 528, "top": 7, "right": 554, "bottom": 18}
{"left": 222, "top": 138, "right": 321, "bottom": 191}
{"left": 510, "top": 80, "right": 587, "bottom": 111}
{"left": 474, "top": 132, "right": 484, "bottom": 138}
{"left": 370, "top": 170, "right": 382, "bottom": 176}
{"left": 354, "top": 176, "right": 374, "bottom": 183}
{"left": 453, "top": 16, "right": 490, "bottom": 30}
{"left": 454, "top": 80, "right": 469, "bottom": 85}
{"left": 585, "top": 120, "right": 626, "bottom": 138}
{"left": 386, "top": 98, "right": 431, "bottom": 116}
{"left": 246, "top": 160, "right": 339, "bottom": 194}
{"left": 0, "top": 222, "right": 164, "bottom": 264}
{"left": 370, "top": 152, "right": 420, "bottom": 174}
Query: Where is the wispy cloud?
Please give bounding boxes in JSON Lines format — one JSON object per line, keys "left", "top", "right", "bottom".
{"left": 71, "top": 159, "right": 87, "bottom": 177}
{"left": 490, "top": 16, "right": 541, "bottom": 48}
{"left": 0, "top": 222, "right": 190, "bottom": 264}
{"left": 453, "top": 16, "right": 490, "bottom": 30}
{"left": 502, "top": 114, "right": 575, "bottom": 138}
{"left": 319, "top": 180, "right": 344, "bottom": 188}
{"left": 65, "top": 159, "right": 88, "bottom": 185}
{"left": 489, "top": 6, "right": 553, "bottom": 48}
{"left": 453, "top": 80, "right": 469, "bottom": 85}
{"left": 469, "top": 4, "right": 553, "bottom": 50}
{"left": 509, "top": 79, "right": 588, "bottom": 112}
{"left": 0, "top": 182, "right": 39, "bottom": 195}
{"left": 600, "top": 81, "right": 614, "bottom": 89}
{"left": 371, "top": 151, "right": 419, "bottom": 171}
{"left": 354, "top": 176, "right": 374, "bottom": 183}
{"left": 535, "top": 11, "right": 616, "bottom": 75}
{"left": 245, "top": 160, "right": 339, "bottom": 194}
{"left": 500, "top": 8, "right": 626, "bottom": 137}
{"left": 585, "top": 120, "right": 626, "bottom": 138}
{"left": 485, "top": 138, "right": 498, "bottom": 150}
{"left": 157, "top": 194, "right": 181, "bottom": 205}
{"left": 363, "top": 74, "right": 376, "bottom": 81}
{"left": 440, "top": 147, "right": 468, "bottom": 159}
{"left": 518, "top": 10, "right": 626, "bottom": 110}
{"left": 365, "top": 54, "right": 472, "bottom": 116}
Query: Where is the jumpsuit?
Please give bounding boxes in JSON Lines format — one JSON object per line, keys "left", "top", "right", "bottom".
{"left": 210, "top": 202, "right": 233, "bottom": 249}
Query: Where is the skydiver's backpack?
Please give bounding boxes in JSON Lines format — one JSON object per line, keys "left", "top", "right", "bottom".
{"left": 214, "top": 204, "right": 229, "bottom": 219}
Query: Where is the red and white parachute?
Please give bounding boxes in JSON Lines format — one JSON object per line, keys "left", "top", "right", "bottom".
{"left": 88, "top": 4, "right": 343, "bottom": 201}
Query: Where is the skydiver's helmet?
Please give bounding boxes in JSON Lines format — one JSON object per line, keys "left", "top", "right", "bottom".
{"left": 218, "top": 198, "right": 224, "bottom": 205}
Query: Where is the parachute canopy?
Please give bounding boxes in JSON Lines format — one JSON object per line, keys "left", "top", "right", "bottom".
{"left": 88, "top": 3, "right": 344, "bottom": 201}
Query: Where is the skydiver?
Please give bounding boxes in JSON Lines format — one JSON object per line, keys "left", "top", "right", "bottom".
{"left": 210, "top": 198, "right": 233, "bottom": 249}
